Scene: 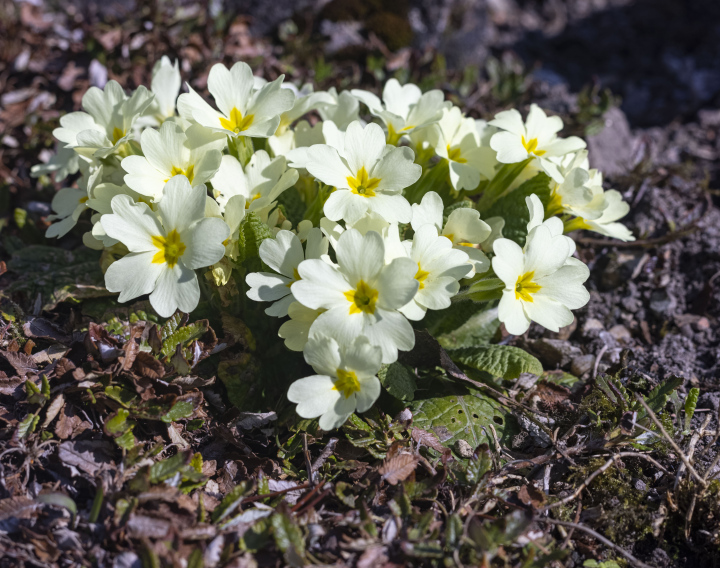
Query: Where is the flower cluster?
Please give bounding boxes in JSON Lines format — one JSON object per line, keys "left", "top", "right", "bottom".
{"left": 39, "top": 60, "right": 634, "bottom": 429}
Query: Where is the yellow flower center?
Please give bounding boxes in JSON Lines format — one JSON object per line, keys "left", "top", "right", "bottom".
{"left": 151, "top": 229, "right": 186, "bottom": 268}
{"left": 219, "top": 107, "right": 255, "bottom": 133}
{"left": 347, "top": 166, "right": 381, "bottom": 197}
{"left": 414, "top": 264, "right": 430, "bottom": 290}
{"left": 515, "top": 271, "right": 541, "bottom": 302}
{"left": 333, "top": 369, "right": 361, "bottom": 399}
{"left": 344, "top": 280, "right": 379, "bottom": 315}
{"left": 447, "top": 145, "right": 466, "bottom": 163}
{"left": 79, "top": 196, "right": 89, "bottom": 204}
{"left": 286, "top": 267, "right": 301, "bottom": 288}
{"left": 521, "top": 136, "right": 546, "bottom": 156}
{"left": 111, "top": 127, "right": 125, "bottom": 144}
{"left": 386, "top": 123, "right": 414, "bottom": 145}
{"left": 164, "top": 164, "right": 195, "bottom": 184}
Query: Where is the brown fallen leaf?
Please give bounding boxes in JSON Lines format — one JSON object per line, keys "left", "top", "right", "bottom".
{"left": 0, "top": 350, "right": 39, "bottom": 376}
{"left": 411, "top": 427, "right": 450, "bottom": 456}
{"left": 0, "top": 496, "right": 39, "bottom": 521}
{"left": 379, "top": 452, "right": 419, "bottom": 485}
{"left": 132, "top": 351, "right": 165, "bottom": 380}
{"left": 57, "top": 440, "right": 115, "bottom": 476}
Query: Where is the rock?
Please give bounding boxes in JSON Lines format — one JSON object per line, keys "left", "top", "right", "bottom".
{"left": 632, "top": 478, "right": 647, "bottom": 492}
{"left": 587, "top": 107, "right": 637, "bottom": 177}
{"left": 649, "top": 290, "right": 678, "bottom": 318}
{"left": 530, "top": 338, "right": 582, "bottom": 368}
{"left": 454, "top": 439, "right": 473, "bottom": 458}
{"left": 622, "top": 296, "right": 642, "bottom": 313}
{"left": 581, "top": 318, "right": 604, "bottom": 336}
{"left": 609, "top": 324, "right": 632, "bottom": 344}
{"left": 697, "top": 392, "right": 720, "bottom": 412}
{"left": 570, "top": 354, "right": 595, "bottom": 377}
{"left": 694, "top": 317, "right": 710, "bottom": 331}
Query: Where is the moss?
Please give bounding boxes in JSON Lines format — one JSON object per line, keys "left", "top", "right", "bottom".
{"left": 567, "top": 458, "right": 655, "bottom": 545}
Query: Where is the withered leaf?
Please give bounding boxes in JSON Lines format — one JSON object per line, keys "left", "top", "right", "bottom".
{"left": 42, "top": 394, "right": 65, "bottom": 428}
{"left": 0, "top": 376, "right": 25, "bottom": 396}
{"left": 126, "top": 514, "right": 172, "bottom": 539}
{"left": 54, "top": 404, "right": 91, "bottom": 440}
{"left": 58, "top": 440, "right": 114, "bottom": 476}
{"left": 23, "top": 317, "right": 71, "bottom": 344}
{"left": 1, "top": 350, "right": 39, "bottom": 377}
{"left": 516, "top": 484, "right": 546, "bottom": 508}
{"left": 379, "top": 452, "right": 419, "bottom": 485}
{"left": 0, "top": 496, "right": 38, "bottom": 521}
{"left": 411, "top": 427, "right": 449, "bottom": 455}
{"left": 132, "top": 351, "right": 165, "bottom": 379}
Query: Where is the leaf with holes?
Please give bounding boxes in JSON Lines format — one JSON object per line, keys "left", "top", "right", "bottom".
{"left": 407, "top": 375, "right": 515, "bottom": 449}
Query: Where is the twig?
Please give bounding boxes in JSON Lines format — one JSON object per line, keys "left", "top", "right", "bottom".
{"left": 310, "top": 437, "right": 338, "bottom": 483}
{"left": 593, "top": 344, "right": 608, "bottom": 379}
{"left": 542, "top": 455, "right": 620, "bottom": 511}
{"left": 537, "top": 518, "right": 654, "bottom": 568}
{"left": 634, "top": 394, "right": 707, "bottom": 488}
{"left": 675, "top": 414, "right": 712, "bottom": 489}
{"left": 303, "top": 433, "right": 314, "bottom": 488}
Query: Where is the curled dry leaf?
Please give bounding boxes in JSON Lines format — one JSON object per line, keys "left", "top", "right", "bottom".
{"left": 379, "top": 452, "right": 419, "bottom": 485}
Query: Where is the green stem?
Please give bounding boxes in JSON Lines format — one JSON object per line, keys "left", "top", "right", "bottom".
{"left": 303, "top": 182, "right": 332, "bottom": 226}
{"left": 454, "top": 277, "right": 505, "bottom": 303}
{"left": 404, "top": 160, "right": 449, "bottom": 204}
{"left": 476, "top": 158, "right": 532, "bottom": 213}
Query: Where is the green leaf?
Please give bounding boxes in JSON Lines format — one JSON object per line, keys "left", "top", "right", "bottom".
{"left": 271, "top": 511, "right": 306, "bottom": 567}
{"left": 483, "top": 173, "right": 552, "bottom": 246}
{"left": 408, "top": 375, "right": 515, "bottom": 449}
{"left": 17, "top": 412, "right": 39, "bottom": 439}
{"left": 212, "top": 480, "right": 253, "bottom": 523}
{"left": 115, "top": 430, "right": 137, "bottom": 451}
{"left": 238, "top": 211, "right": 274, "bottom": 268}
{"left": 378, "top": 362, "right": 417, "bottom": 402}
{"left": 451, "top": 345, "right": 543, "bottom": 381}
{"left": 36, "top": 492, "right": 77, "bottom": 522}
{"left": 105, "top": 386, "right": 137, "bottom": 407}
{"left": 643, "top": 376, "right": 683, "bottom": 414}
{"left": 2, "top": 246, "right": 111, "bottom": 311}
{"left": 684, "top": 387, "right": 700, "bottom": 431}
{"left": 149, "top": 451, "right": 190, "bottom": 484}
{"left": 161, "top": 312, "right": 186, "bottom": 341}
{"left": 161, "top": 320, "right": 209, "bottom": 357}
{"left": 161, "top": 400, "right": 195, "bottom": 423}
{"left": 276, "top": 187, "right": 306, "bottom": 226}
{"left": 421, "top": 299, "right": 488, "bottom": 338}
{"left": 437, "top": 307, "right": 500, "bottom": 350}
{"left": 25, "top": 379, "right": 47, "bottom": 405}
{"left": 105, "top": 409, "right": 133, "bottom": 436}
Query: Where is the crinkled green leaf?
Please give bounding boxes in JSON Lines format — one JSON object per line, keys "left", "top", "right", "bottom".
{"left": 161, "top": 320, "right": 208, "bottom": 357}
{"left": 643, "top": 375, "right": 683, "bottom": 414}
{"left": 451, "top": 345, "right": 543, "bottom": 381}
{"left": 378, "top": 362, "right": 417, "bottom": 402}
{"left": 114, "top": 429, "right": 136, "bottom": 451}
{"left": 238, "top": 211, "right": 274, "bottom": 269}
{"left": 484, "top": 173, "right": 552, "bottom": 246}
{"left": 421, "top": 300, "right": 488, "bottom": 338}
{"left": 684, "top": 387, "right": 700, "bottom": 431}
{"left": 438, "top": 307, "right": 500, "bottom": 349}
{"left": 17, "top": 412, "right": 40, "bottom": 439}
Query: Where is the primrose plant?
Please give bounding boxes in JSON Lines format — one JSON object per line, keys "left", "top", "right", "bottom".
{"left": 38, "top": 57, "right": 634, "bottom": 430}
